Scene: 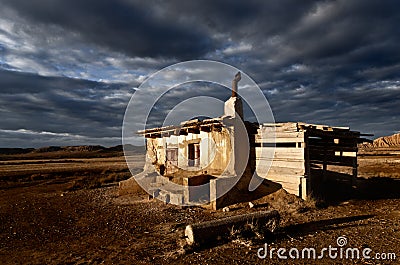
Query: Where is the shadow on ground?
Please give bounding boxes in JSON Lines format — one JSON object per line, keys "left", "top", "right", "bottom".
{"left": 277, "top": 214, "right": 374, "bottom": 239}
{"left": 312, "top": 174, "right": 400, "bottom": 205}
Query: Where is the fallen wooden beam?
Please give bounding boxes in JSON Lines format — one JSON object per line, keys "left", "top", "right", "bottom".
{"left": 185, "top": 210, "right": 280, "bottom": 246}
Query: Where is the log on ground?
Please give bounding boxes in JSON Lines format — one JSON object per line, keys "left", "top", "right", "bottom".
{"left": 185, "top": 210, "right": 280, "bottom": 246}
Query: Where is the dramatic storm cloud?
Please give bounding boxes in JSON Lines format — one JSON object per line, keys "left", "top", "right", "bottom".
{"left": 0, "top": 0, "right": 399, "bottom": 147}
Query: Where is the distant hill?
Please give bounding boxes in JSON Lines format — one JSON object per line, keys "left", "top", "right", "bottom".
{"left": 0, "top": 148, "right": 35, "bottom": 155}
{"left": 32, "top": 145, "right": 106, "bottom": 153}
{"left": 360, "top": 133, "right": 400, "bottom": 149}
{"left": 0, "top": 144, "right": 145, "bottom": 159}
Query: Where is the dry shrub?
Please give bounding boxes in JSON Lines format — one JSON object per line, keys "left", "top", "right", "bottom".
{"left": 297, "top": 195, "right": 325, "bottom": 212}
{"left": 377, "top": 172, "right": 400, "bottom": 178}
{"left": 67, "top": 176, "right": 101, "bottom": 190}
{"left": 249, "top": 188, "right": 319, "bottom": 215}
{"left": 30, "top": 173, "right": 52, "bottom": 181}
{"left": 30, "top": 174, "right": 44, "bottom": 181}
{"left": 100, "top": 172, "right": 132, "bottom": 184}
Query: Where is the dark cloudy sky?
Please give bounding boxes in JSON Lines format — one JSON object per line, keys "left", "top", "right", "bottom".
{"left": 1, "top": 0, "right": 399, "bottom": 147}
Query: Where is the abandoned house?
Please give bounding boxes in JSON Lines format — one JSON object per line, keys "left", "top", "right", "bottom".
{"left": 120, "top": 72, "right": 370, "bottom": 209}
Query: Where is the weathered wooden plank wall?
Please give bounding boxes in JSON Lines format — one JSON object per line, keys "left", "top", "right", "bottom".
{"left": 255, "top": 123, "right": 306, "bottom": 197}
{"left": 255, "top": 122, "right": 361, "bottom": 199}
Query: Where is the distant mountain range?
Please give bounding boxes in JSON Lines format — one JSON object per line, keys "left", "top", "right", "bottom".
{"left": 360, "top": 133, "right": 400, "bottom": 149}
{"left": 0, "top": 144, "right": 145, "bottom": 156}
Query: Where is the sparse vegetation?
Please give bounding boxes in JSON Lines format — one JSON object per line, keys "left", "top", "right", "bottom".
{"left": 67, "top": 171, "right": 134, "bottom": 190}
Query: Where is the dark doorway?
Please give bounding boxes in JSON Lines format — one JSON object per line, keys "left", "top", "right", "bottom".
{"left": 188, "top": 143, "right": 200, "bottom": 167}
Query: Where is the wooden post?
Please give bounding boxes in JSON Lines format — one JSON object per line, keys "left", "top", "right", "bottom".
{"left": 352, "top": 140, "right": 358, "bottom": 187}
{"left": 300, "top": 177, "right": 308, "bottom": 200}
{"left": 304, "top": 131, "right": 311, "bottom": 199}
{"left": 322, "top": 137, "right": 328, "bottom": 182}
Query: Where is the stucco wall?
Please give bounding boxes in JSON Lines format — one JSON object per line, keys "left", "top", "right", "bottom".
{"left": 146, "top": 128, "right": 231, "bottom": 178}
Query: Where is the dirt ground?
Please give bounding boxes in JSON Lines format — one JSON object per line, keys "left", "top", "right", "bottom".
{"left": 0, "top": 150, "right": 399, "bottom": 264}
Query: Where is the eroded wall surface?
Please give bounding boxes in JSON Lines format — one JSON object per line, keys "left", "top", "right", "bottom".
{"left": 146, "top": 128, "right": 231, "bottom": 179}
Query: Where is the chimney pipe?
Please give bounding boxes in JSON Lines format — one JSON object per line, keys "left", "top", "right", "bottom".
{"left": 232, "top": 72, "right": 241, "bottom": 97}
